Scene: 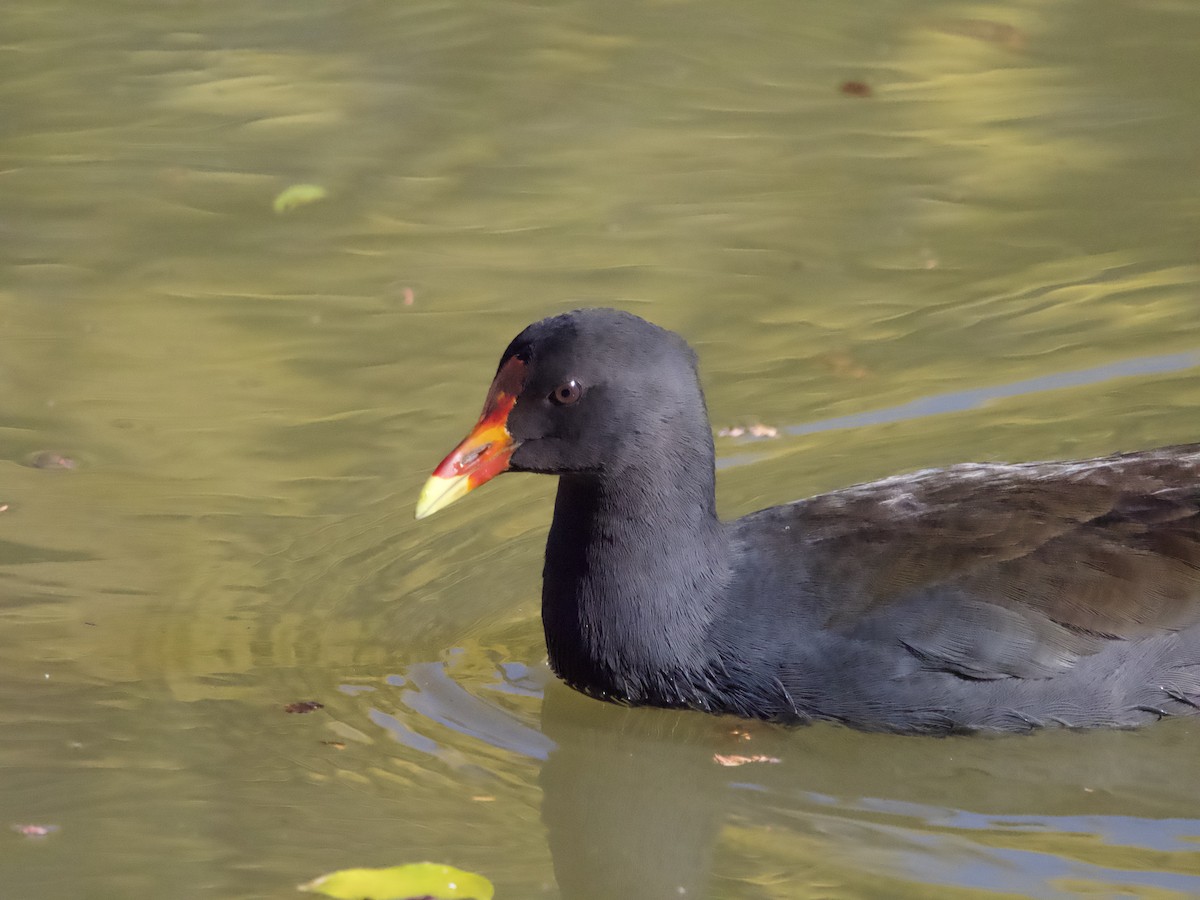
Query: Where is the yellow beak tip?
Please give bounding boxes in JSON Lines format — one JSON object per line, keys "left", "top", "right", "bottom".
{"left": 415, "top": 473, "right": 471, "bottom": 520}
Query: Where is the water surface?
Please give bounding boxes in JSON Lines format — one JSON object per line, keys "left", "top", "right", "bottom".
{"left": 3, "top": 1, "right": 1199, "bottom": 897}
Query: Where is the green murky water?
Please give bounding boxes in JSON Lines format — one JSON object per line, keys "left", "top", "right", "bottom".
{"left": 2, "top": 1, "right": 1199, "bottom": 897}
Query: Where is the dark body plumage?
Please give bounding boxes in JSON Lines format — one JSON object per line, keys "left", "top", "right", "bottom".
{"left": 428, "top": 308, "right": 1200, "bottom": 734}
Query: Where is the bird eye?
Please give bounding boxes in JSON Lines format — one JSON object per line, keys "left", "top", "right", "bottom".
{"left": 549, "top": 379, "right": 583, "bottom": 406}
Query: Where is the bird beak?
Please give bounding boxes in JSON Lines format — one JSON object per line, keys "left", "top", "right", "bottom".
{"left": 415, "top": 357, "right": 526, "bottom": 519}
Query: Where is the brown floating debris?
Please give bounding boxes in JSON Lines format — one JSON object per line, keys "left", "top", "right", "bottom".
{"left": 718, "top": 423, "right": 779, "bottom": 439}
{"left": 840, "top": 80, "right": 872, "bottom": 97}
{"left": 713, "top": 754, "right": 781, "bottom": 767}
{"left": 284, "top": 700, "right": 324, "bottom": 714}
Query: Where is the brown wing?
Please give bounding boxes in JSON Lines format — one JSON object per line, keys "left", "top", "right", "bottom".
{"left": 788, "top": 444, "right": 1200, "bottom": 678}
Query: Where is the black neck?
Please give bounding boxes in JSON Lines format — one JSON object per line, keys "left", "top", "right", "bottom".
{"left": 540, "top": 449, "right": 730, "bottom": 707}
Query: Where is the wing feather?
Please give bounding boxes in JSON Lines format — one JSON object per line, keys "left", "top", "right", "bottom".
{"left": 780, "top": 444, "right": 1200, "bottom": 679}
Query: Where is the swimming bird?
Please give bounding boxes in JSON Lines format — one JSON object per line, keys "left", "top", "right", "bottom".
{"left": 416, "top": 308, "right": 1200, "bottom": 733}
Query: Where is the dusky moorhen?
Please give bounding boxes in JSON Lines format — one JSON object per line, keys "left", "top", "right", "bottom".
{"left": 416, "top": 309, "right": 1200, "bottom": 733}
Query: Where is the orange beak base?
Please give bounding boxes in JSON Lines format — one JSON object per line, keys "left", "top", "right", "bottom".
{"left": 415, "top": 357, "right": 526, "bottom": 519}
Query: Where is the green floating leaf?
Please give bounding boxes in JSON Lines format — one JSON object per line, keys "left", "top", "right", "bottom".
{"left": 273, "top": 183, "right": 328, "bottom": 214}
{"left": 299, "top": 862, "right": 494, "bottom": 900}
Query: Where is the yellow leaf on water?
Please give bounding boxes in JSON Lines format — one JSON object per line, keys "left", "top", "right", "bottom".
{"left": 298, "top": 862, "right": 494, "bottom": 900}
{"left": 273, "top": 183, "right": 328, "bottom": 214}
